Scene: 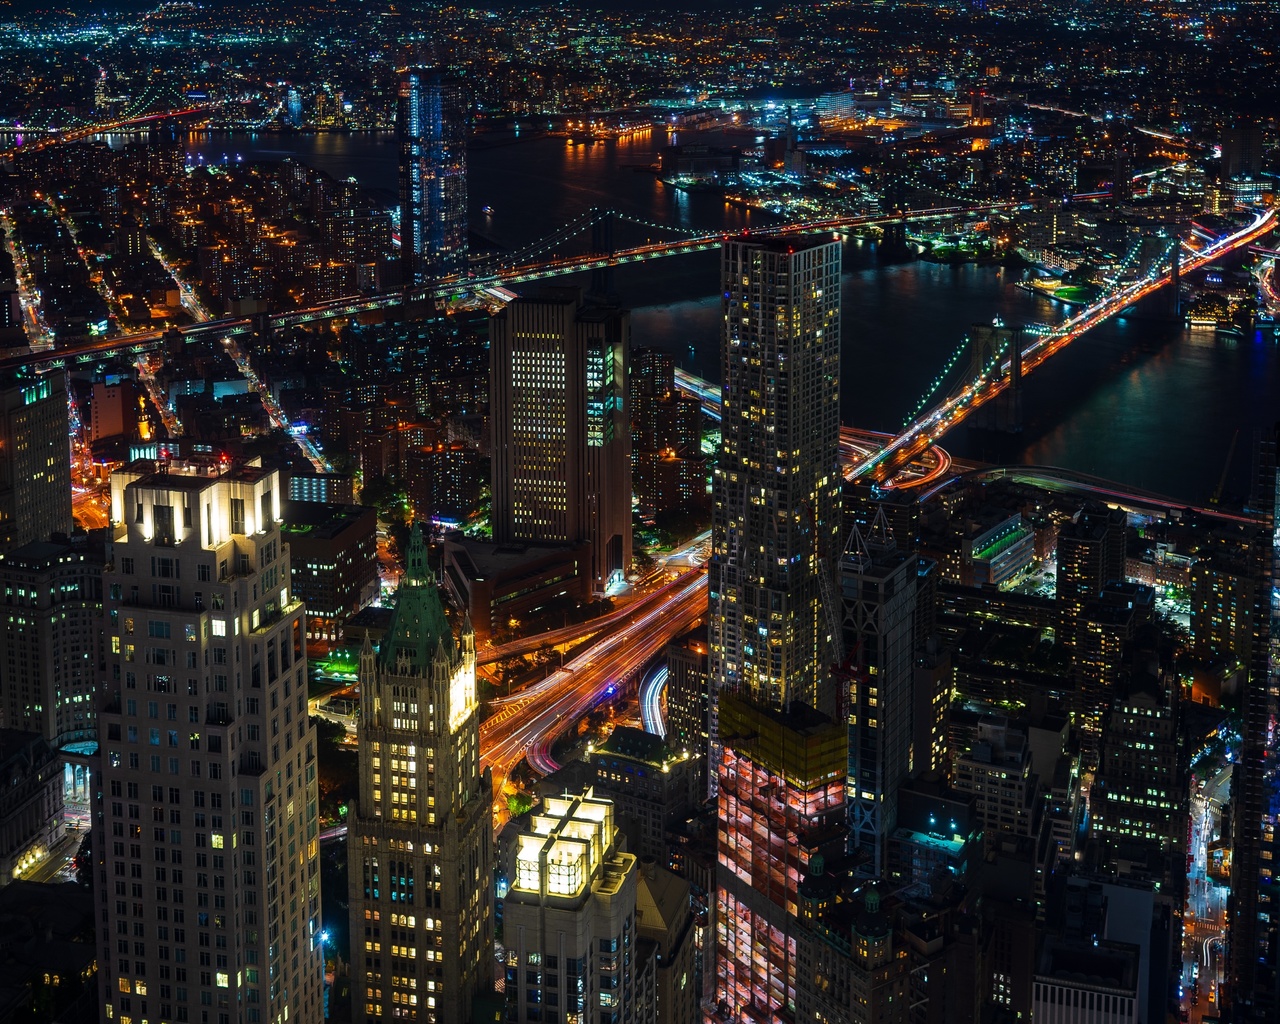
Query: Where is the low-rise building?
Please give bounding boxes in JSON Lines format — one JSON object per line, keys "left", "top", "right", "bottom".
{"left": 442, "top": 533, "right": 591, "bottom": 643}
{"left": 589, "top": 727, "right": 699, "bottom": 867}
{"left": 0, "top": 729, "right": 64, "bottom": 881}
{"left": 281, "top": 500, "right": 378, "bottom": 643}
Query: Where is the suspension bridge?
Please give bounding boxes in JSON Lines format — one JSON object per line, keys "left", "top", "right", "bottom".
{"left": 0, "top": 82, "right": 206, "bottom": 160}
{"left": 0, "top": 201, "right": 1021, "bottom": 372}
{"left": 3, "top": 201, "right": 1273, "bottom": 489}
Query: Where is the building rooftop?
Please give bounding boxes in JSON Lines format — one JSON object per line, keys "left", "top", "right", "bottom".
{"left": 597, "top": 726, "right": 675, "bottom": 767}
{"left": 444, "top": 532, "right": 587, "bottom": 580}
{"left": 118, "top": 457, "right": 271, "bottom": 491}
{"left": 280, "top": 499, "right": 373, "bottom": 541}
{"left": 1038, "top": 938, "right": 1139, "bottom": 993}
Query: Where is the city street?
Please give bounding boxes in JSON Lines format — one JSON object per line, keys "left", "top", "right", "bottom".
{"left": 1182, "top": 762, "right": 1231, "bottom": 1022}
{"left": 17, "top": 829, "right": 80, "bottom": 885}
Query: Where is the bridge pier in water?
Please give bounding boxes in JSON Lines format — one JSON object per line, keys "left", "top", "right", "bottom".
{"left": 878, "top": 221, "right": 913, "bottom": 261}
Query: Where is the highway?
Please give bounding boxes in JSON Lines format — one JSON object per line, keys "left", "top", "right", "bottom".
{"left": 852, "top": 207, "right": 1278, "bottom": 483}
{"left": 479, "top": 531, "right": 710, "bottom": 665}
{"left": 930, "top": 465, "right": 1264, "bottom": 526}
{"left": 638, "top": 663, "right": 668, "bottom": 738}
{"left": 1182, "top": 763, "right": 1231, "bottom": 1023}
{"left": 480, "top": 569, "right": 707, "bottom": 828}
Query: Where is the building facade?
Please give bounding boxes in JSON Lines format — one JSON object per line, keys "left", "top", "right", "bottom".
{"left": 280, "top": 500, "right": 378, "bottom": 644}
{"left": 715, "top": 693, "right": 847, "bottom": 1021}
{"left": 665, "top": 628, "right": 709, "bottom": 796}
{"left": 0, "top": 372, "right": 74, "bottom": 554}
{"left": 490, "top": 289, "right": 631, "bottom": 594}
{"left": 0, "top": 728, "right": 64, "bottom": 880}
{"left": 795, "top": 887, "right": 909, "bottom": 1024}
{"left": 0, "top": 539, "right": 102, "bottom": 749}
{"left": 95, "top": 459, "right": 325, "bottom": 1024}
{"left": 1056, "top": 509, "right": 1127, "bottom": 658}
{"left": 590, "top": 726, "right": 698, "bottom": 867}
{"left": 1093, "top": 671, "right": 1182, "bottom": 864}
{"left": 840, "top": 512, "right": 917, "bottom": 879}
{"left": 398, "top": 67, "right": 468, "bottom": 289}
{"left": 347, "top": 524, "right": 493, "bottom": 1024}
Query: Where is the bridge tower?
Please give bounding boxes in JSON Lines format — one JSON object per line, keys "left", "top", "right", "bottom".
{"left": 1169, "top": 239, "right": 1182, "bottom": 320}
{"left": 252, "top": 312, "right": 273, "bottom": 349}
{"left": 879, "top": 220, "right": 910, "bottom": 259}
{"left": 969, "top": 320, "right": 1023, "bottom": 434}
{"left": 587, "top": 208, "right": 617, "bottom": 305}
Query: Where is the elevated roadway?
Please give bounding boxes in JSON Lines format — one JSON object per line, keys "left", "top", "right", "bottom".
{"left": 853, "top": 208, "right": 1277, "bottom": 483}
{"left": 480, "top": 569, "right": 707, "bottom": 828}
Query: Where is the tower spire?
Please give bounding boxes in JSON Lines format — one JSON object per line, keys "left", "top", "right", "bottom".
{"left": 406, "top": 521, "right": 429, "bottom": 585}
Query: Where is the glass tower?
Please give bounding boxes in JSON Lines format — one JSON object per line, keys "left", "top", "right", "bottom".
{"left": 709, "top": 234, "right": 845, "bottom": 1022}
{"left": 398, "top": 67, "right": 468, "bottom": 290}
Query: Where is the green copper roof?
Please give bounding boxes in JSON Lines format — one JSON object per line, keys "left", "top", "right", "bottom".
{"left": 377, "top": 523, "right": 456, "bottom": 673}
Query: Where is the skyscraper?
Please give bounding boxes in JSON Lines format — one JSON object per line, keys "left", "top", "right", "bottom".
{"left": 1056, "top": 508, "right": 1127, "bottom": 657}
{"left": 95, "top": 459, "right": 325, "bottom": 1024}
{"left": 840, "top": 510, "right": 917, "bottom": 879}
{"left": 709, "top": 233, "right": 844, "bottom": 1021}
{"left": 0, "top": 371, "right": 73, "bottom": 553}
{"left": 715, "top": 694, "right": 847, "bottom": 1018}
{"left": 1056, "top": 508, "right": 1127, "bottom": 766}
{"left": 398, "top": 67, "right": 468, "bottom": 291}
{"left": 490, "top": 288, "right": 631, "bottom": 594}
{"left": 708, "top": 234, "right": 842, "bottom": 773}
{"left": 347, "top": 523, "right": 494, "bottom": 1024}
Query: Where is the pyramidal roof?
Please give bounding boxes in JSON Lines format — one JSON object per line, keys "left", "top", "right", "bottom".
{"left": 378, "top": 522, "right": 456, "bottom": 674}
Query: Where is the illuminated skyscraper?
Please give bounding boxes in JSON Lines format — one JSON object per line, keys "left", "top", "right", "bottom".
{"left": 347, "top": 524, "right": 494, "bottom": 1024}
{"left": 709, "top": 234, "right": 844, "bottom": 1021}
{"left": 95, "top": 459, "right": 325, "bottom": 1024}
{"left": 708, "top": 234, "right": 842, "bottom": 774}
{"left": 503, "top": 790, "right": 640, "bottom": 1024}
{"left": 398, "top": 67, "right": 468, "bottom": 290}
{"left": 715, "top": 694, "right": 847, "bottom": 1019}
{"left": 490, "top": 288, "right": 631, "bottom": 594}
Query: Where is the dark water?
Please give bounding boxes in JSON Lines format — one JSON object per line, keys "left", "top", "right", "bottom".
{"left": 185, "top": 129, "right": 1280, "bottom": 506}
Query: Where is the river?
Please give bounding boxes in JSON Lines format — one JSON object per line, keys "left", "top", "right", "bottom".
{"left": 184, "top": 129, "right": 1279, "bottom": 505}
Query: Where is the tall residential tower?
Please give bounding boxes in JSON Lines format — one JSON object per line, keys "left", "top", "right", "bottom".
{"left": 347, "top": 524, "right": 494, "bottom": 1024}
{"left": 708, "top": 234, "right": 843, "bottom": 769}
{"left": 709, "top": 234, "right": 845, "bottom": 1021}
